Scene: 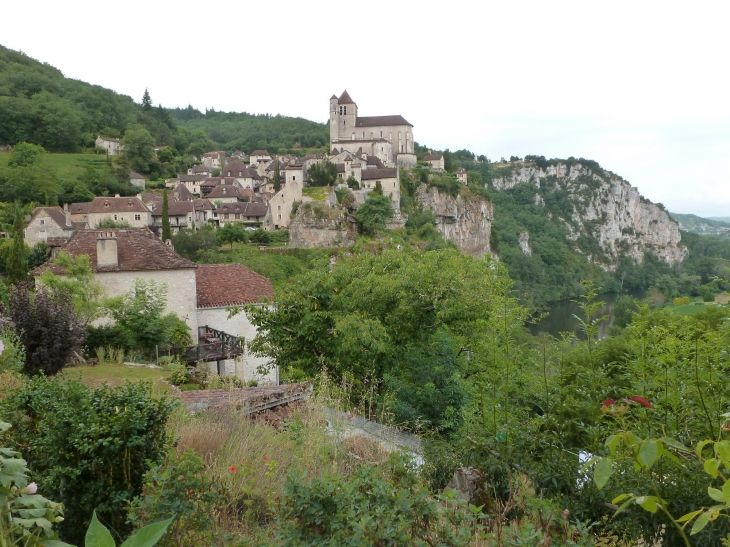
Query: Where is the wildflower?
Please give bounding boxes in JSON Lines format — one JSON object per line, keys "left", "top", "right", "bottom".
{"left": 601, "top": 398, "right": 615, "bottom": 407}
{"left": 263, "top": 456, "right": 270, "bottom": 462}
{"left": 229, "top": 466, "right": 237, "bottom": 474}
{"left": 631, "top": 396, "right": 653, "bottom": 408}
{"left": 26, "top": 482, "right": 37, "bottom": 494}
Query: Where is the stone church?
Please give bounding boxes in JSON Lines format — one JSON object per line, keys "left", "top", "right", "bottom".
{"left": 329, "top": 90, "right": 416, "bottom": 168}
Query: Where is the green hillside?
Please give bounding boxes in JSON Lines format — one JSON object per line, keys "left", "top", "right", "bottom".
{"left": 670, "top": 212, "right": 730, "bottom": 236}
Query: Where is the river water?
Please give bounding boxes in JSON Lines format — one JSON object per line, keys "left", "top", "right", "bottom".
{"left": 528, "top": 292, "right": 645, "bottom": 340}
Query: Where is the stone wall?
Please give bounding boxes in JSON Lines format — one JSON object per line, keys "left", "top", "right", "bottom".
{"left": 415, "top": 184, "right": 493, "bottom": 257}
{"left": 288, "top": 204, "right": 356, "bottom": 248}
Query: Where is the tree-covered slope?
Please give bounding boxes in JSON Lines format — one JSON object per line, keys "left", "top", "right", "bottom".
{"left": 669, "top": 212, "right": 730, "bottom": 237}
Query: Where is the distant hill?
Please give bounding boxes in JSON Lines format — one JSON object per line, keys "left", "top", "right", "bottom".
{"left": 0, "top": 44, "right": 327, "bottom": 155}
{"left": 669, "top": 212, "right": 730, "bottom": 237}
{"left": 708, "top": 216, "right": 730, "bottom": 223}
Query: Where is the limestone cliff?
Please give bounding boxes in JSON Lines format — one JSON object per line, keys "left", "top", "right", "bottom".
{"left": 288, "top": 202, "right": 356, "bottom": 248}
{"left": 491, "top": 162, "right": 686, "bottom": 268}
{"left": 415, "top": 184, "right": 493, "bottom": 257}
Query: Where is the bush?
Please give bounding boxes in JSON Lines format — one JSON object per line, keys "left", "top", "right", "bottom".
{"left": 127, "top": 449, "right": 226, "bottom": 547}
{"left": 9, "top": 282, "right": 87, "bottom": 376}
{"left": 0, "top": 376, "right": 176, "bottom": 544}
{"left": 168, "top": 363, "right": 189, "bottom": 386}
{"left": 274, "top": 454, "right": 478, "bottom": 546}
{"left": 673, "top": 296, "right": 690, "bottom": 306}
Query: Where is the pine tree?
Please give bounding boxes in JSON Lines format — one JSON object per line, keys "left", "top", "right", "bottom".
{"left": 6, "top": 206, "right": 28, "bottom": 285}
{"left": 161, "top": 190, "right": 171, "bottom": 242}
{"left": 142, "top": 88, "right": 152, "bottom": 111}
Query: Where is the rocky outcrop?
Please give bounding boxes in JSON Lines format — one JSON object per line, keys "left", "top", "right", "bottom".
{"left": 415, "top": 184, "right": 493, "bottom": 257}
{"left": 288, "top": 204, "right": 356, "bottom": 248}
{"left": 492, "top": 163, "right": 687, "bottom": 268}
{"left": 518, "top": 231, "right": 531, "bottom": 256}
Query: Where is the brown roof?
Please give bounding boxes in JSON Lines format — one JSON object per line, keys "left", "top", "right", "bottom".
{"left": 193, "top": 199, "right": 216, "bottom": 211}
{"left": 35, "top": 228, "right": 196, "bottom": 274}
{"left": 222, "top": 162, "right": 260, "bottom": 179}
{"left": 356, "top": 115, "right": 412, "bottom": 127}
{"left": 362, "top": 168, "right": 397, "bottom": 180}
{"left": 456, "top": 167, "right": 467, "bottom": 174}
{"left": 87, "top": 197, "right": 150, "bottom": 214}
{"left": 423, "top": 154, "right": 443, "bottom": 161}
{"left": 218, "top": 202, "right": 267, "bottom": 217}
{"left": 140, "top": 192, "right": 163, "bottom": 204}
{"left": 129, "top": 172, "right": 145, "bottom": 179}
{"left": 70, "top": 202, "right": 91, "bottom": 215}
{"left": 152, "top": 201, "right": 194, "bottom": 217}
{"left": 196, "top": 264, "right": 274, "bottom": 308}
{"left": 29, "top": 206, "right": 71, "bottom": 228}
{"left": 206, "top": 186, "right": 251, "bottom": 200}
{"left": 203, "top": 151, "right": 226, "bottom": 158}
{"left": 174, "top": 184, "right": 194, "bottom": 201}
{"left": 366, "top": 156, "right": 385, "bottom": 168}
{"left": 97, "top": 136, "right": 120, "bottom": 143}
{"left": 251, "top": 150, "right": 270, "bottom": 156}
{"left": 179, "top": 174, "right": 207, "bottom": 182}
{"left": 191, "top": 165, "right": 210, "bottom": 173}
{"left": 338, "top": 90, "right": 354, "bottom": 104}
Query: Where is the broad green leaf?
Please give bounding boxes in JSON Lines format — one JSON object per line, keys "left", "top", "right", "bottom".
{"left": 120, "top": 516, "right": 174, "bottom": 547}
{"left": 722, "top": 478, "right": 730, "bottom": 504}
{"left": 704, "top": 458, "right": 720, "bottom": 479}
{"left": 659, "top": 437, "right": 686, "bottom": 451}
{"left": 85, "top": 511, "right": 115, "bottom": 547}
{"left": 40, "top": 541, "right": 73, "bottom": 547}
{"left": 605, "top": 435, "right": 620, "bottom": 455}
{"left": 677, "top": 508, "right": 704, "bottom": 523}
{"left": 638, "top": 497, "right": 658, "bottom": 513}
{"left": 579, "top": 457, "right": 598, "bottom": 473}
{"left": 708, "top": 487, "right": 724, "bottom": 503}
{"left": 594, "top": 457, "right": 612, "bottom": 490}
{"left": 691, "top": 510, "right": 713, "bottom": 535}
{"left": 611, "top": 493, "right": 630, "bottom": 504}
{"left": 639, "top": 440, "right": 660, "bottom": 469}
{"left": 0, "top": 421, "right": 10, "bottom": 432}
{"left": 697, "top": 439, "right": 714, "bottom": 460}
{"left": 614, "top": 497, "right": 634, "bottom": 515}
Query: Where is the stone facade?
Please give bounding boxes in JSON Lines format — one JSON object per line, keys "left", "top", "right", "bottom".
{"left": 95, "top": 136, "right": 121, "bottom": 155}
{"left": 24, "top": 206, "right": 79, "bottom": 247}
{"left": 86, "top": 197, "right": 152, "bottom": 228}
{"left": 329, "top": 91, "right": 416, "bottom": 168}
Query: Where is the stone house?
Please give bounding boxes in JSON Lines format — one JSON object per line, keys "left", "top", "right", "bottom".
{"left": 188, "top": 165, "right": 212, "bottom": 177}
{"left": 329, "top": 90, "right": 416, "bottom": 168}
{"left": 38, "top": 228, "right": 199, "bottom": 339}
{"left": 456, "top": 167, "right": 467, "bottom": 183}
{"left": 84, "top": 196, "right": 152, "bottom": 228}
{"left": 202, "top": 151, "right": 226, "bottom": 169}
{"left": 361, "top": 168, "right": 400, "bottom": 208}
{"left": 220, "top": 162, "right": 261, "bottom": 190}
{"left": 195, "top": 264, "right": 276, "bottom": 383}
{"left": 24, "top": 205, "right": 85, "bottom": 248}
{"left": 193, "top": 199, "right": 217, "bottom": 227}
{"left": 230, "top": 150, "right": 248, "bottom": 162}
{"left": 206, "top": 185, "right": 252, "bottom": 204}
{"left": 167, "top": 174, "right": 207, "bottom": 195}
{"left": 267, "top": 174, "right": 302, "bottom": 230}
{"left": 152, "top": 200, "right": 195, "bottom": 234}
{"left": 423, "top": 152, "right": 444, "bottom": 171}
{"left": 129, "top": 172, "right": 145, "bottom": 189}
{"left": 216, "top": 201, "right": 268, "bottom": 227}
{"left": 250, "top": 150, "right": 272, "bottom": 164}
{"left": 95, "top": 136, "right": 122, "bottom": 155}
{"left": 69, "top": 202, "right": 91, "bottom": 224}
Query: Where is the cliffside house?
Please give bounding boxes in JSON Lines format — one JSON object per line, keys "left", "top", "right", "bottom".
{"left": 329, "top": 90, "right": 416, "bottom": 168}
{"left": 95, "top": 136, "right": 122, "bottom": 156}
{"left": 456, "top": 167, "right": 467, "bottom": 183}
{"left": 424, "top": 152, "right": 444, "bottom": 171}
{"left": 84, "top": 196, "right": 152, "bottom": 228}
{"left": 24, "top": 205, "right": 86, "bottom": 248}
{"left": 195, "top": 263, "right": 276, "bottom": 383}
{"left": 202, "top": 151, "right": 226, "bottom": 169}
{"left": 34, "top": 229, "right": 277, "bottom": 383}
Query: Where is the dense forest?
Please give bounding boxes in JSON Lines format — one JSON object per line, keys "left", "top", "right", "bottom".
{"left": 0, "top": 45, "right": 327, "bottom": 155}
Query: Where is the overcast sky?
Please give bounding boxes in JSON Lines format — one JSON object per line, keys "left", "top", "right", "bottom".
{"left": 3, "top": 0, "right": 729, "bottom": 216}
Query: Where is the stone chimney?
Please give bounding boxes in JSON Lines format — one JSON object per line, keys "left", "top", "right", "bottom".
{"left": 96, "top": 231, "right": 118, "bottom": 268}
{"left": 64, "top": 203, "right": 71, "bottom": 227}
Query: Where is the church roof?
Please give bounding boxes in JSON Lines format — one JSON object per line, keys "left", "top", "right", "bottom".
{"left": 356, "top": 115, "right": 412, "bottom": 127}
{"left": 362, "top": 168, "right": 398, "bottom": 180}
{"left": 338, "top": 90, "right": 355, "bottom": 104}
{"left": 330, "top": 94, "right": 338, "bottom": 100}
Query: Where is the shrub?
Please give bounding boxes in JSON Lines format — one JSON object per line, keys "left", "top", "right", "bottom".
{"left": 9, "top": 282, "right": 87, "bottom": 376}
{"left": 127, "top": 449, "right": 226, "bottom": 547}
{"left": 1, "top": 376, "right": 176, "bottom": 544}
{"left": 673, "top": 296, "right": 690, "bottom": 306}
{"left": 274, "top": 453, "right": 479, "bottom": 546}
{"left": 168, "top": 363, "right": 189, "bottom": 386}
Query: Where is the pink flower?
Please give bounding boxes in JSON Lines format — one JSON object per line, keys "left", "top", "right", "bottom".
{"left": 26, "top": 482, "right": 37, "bottom": 494}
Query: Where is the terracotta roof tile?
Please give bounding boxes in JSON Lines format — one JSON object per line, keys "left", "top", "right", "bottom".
{"left": 34, "top": 228, "right": 196, "bottom": 274}
{"left": 87, "top": 197, "right": 150, "bottom": 214}
{"left": 361, "top": 168, "right": 397, "bottom": 180}
{"left": 196, "top": 264, "right": 273, "bottom": 308}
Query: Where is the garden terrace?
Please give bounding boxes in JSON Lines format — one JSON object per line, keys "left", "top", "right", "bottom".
{"left": 177, "top": 381, "right": 313, "bottom": 412}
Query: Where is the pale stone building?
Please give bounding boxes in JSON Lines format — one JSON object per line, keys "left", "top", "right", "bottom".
{"left": 24, "top": 206, "right": 85, "bottom": 248}
{"left": 85, "top": 196, "right": 152, "bottom": 228}
{"left": 329, "top": 90, "right": 416, "bottom": 168}
{"left": 456, "top": 167, "right": 467, "bottom": 183}
{"left": 267, "top": 176, "right": 302, "bottom": 230}
{"left": 424, "top": 152, "right": 445, "bottom": 171}
{"left": 95, "top": 136, "right": 122, "bottom": 155}
{"left": 202, "top": 151, "right": 226, "bottom": 169}
{"left": 129, "top": 172, "right": 145, "bottom": 189}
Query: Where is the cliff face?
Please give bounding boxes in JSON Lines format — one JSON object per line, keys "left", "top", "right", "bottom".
{"left": 288, "top": 204, "right": 356, "bottom": 248}
{"left": 491, "top": 163, "right": 686, "bottom": 268}
{"left": 415, "top": 184, "right": 493, "bottom": 257}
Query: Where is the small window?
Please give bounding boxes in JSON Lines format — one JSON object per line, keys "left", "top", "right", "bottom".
{"left": 134, "top": 214, "right": 141, "bottom": 221}
{"left": 39, "top": 219, "right": 45, "bottom": 225}
{"left": 114, "top": 215, "right": 118, "bottom": 220}
{"left": 362, "top": 132, "right": 365, "bottom": 138}
{"left": 278, "top": 214, "right": 281, "bottom": 220}
{"left": 293, "top": 175, "right": 295, "bottom": 181}
{"left": 278, "top": 205, "right": 281, "bottom": 210}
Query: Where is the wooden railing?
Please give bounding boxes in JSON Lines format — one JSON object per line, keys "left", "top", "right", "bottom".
{"left": 167, "top": 325, "right": 244, "bottom": 364}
